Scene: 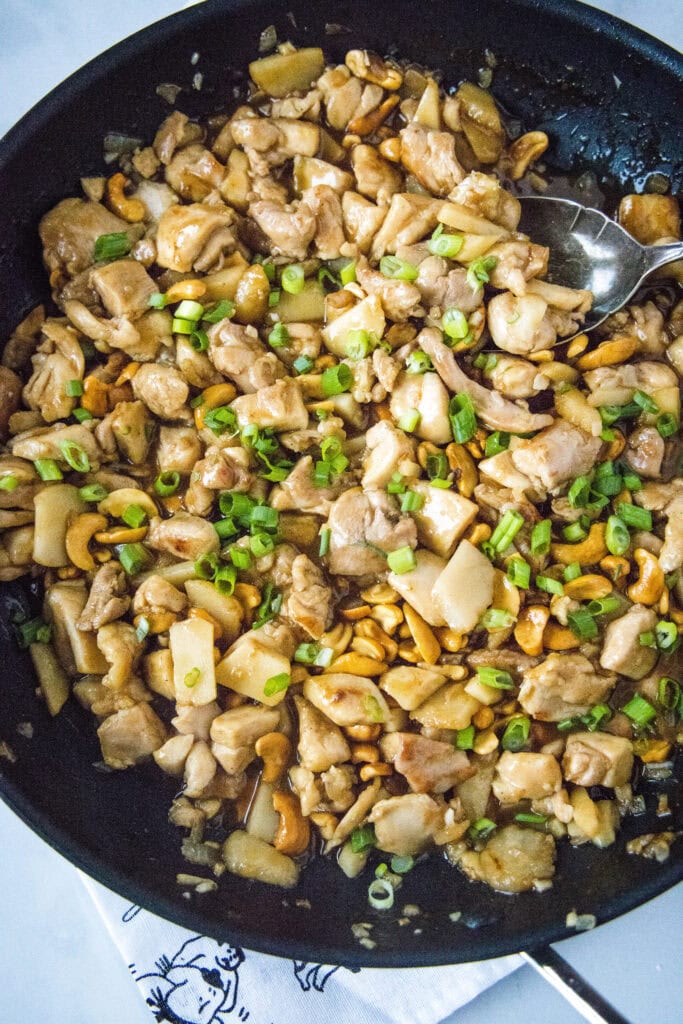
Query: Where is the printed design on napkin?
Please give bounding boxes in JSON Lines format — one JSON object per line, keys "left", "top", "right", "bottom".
{"left": 133, "top": 935, "right": 247, "bottom": 1024}
{"left": 293, "top": 961, "right": 341, "bottom": 992}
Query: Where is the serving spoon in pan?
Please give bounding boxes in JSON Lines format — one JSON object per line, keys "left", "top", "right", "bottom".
{"left": 518, "top": 195, "right": 683, "bottom": 332}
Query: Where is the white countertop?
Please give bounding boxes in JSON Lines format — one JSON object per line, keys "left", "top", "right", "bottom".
{"left": 1, "top": 3, "right": 681, "bottom": 1022}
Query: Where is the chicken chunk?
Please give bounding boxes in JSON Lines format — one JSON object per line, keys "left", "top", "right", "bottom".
{"left": 486, "top": 355, "right": 549, "bottom": 400}
{"left": 209, "top": 705, "right": 280, "bottom": 748}
{"left": 362, "top": 420, "right": 418, "bottom": 490}
{"left": 132, "top": 574, "right": 188, "bottom": 618}
{"left": 0, "top": 366, "right": 23, "bottom": 441}
{"left": 399, "top": 123, "right": 465, "bottom": 196}
{"left": 89, "top": 259, "right": 157, "bottom": 319}
{"left": 270, "top": 455, "right": 341, "bottom": 517}
{"left": 389, "top": 371, "right": 452, "bottom": 445}
{"left": 510, "top": 420, "right": 603, "bottom": 494}
{"left": 583, "top": 361, "right": 677, "bottom": 407}
{"left": 487, "top": 292, "right": 556, "bottom": 354}
{"left": 355, "top": 260, "right": 423, "bottom": 321}
{"left": 231, "top": 116, "right": 319, "bottom": 175}
{"left": 623, "top": 426, "right": 665, "bottom": 480}
{"left": 147, "top": 512, "right": 220, "bottom": 561}
{"left": 294, "top": 695, "right": 351, "bottom": 773}
{"left": 450, "top": 171, "right": 521, "bottom": 230}
{"left": 231, "top": 378, "right": 308, "bottom": 431}
{"left": 351, "top": 144, "right": 403, "bottom": 204}
{"left": 519, "top": 653, "right": 616, "bottom": 722}
{"left": 97, "top": 703, "right": 167, "bottom": 769}
{"left": 326, "top": 487, "right": 417, "bottom": 577}
{"left": 248, "top": 199, "right": 317, "bottom": 260}
{"left": 156, "top": 203, "right": 236, "bottom": 273}
{"left": 164, "top": 144, "right": 225, "bottom": 202}
{"left": 369, "top": 193, "right": 441, "bottom": 262}
{"left": 342, "top": 192, "right": 388, "bottom": 254}
{"left": 208, "top": 320, "right": 285, "bottom": 394}
{"left": 563, "top": 732, "right": 634, "bottom": 788}
{"left": 659, "top": 495, "right": 683, "bottom": 573}
{"left": 40, "top": 198, "right": 142, "bottom": 277}
{"left": 132, "top": 363, "right": 189, "bottom": 421}
{"left": 372, "top": 347, "right": 402, "bottom": 393}
{"left": 369, "top": 794, "right": 443, "bottom": 856}
{"left": 282, "top": 552, "right": 333, "bottom": 639}
{"left": 300, "top": 185, "right": 346, "bottom": 260}
{"left": 10, "top": 422, "right": 105, "bottom": 470}
{"left": 97, "top": 621, "right": 142, "bottom": 690}
{"left": 487, "top": 240, "right": 549, "bottom": 295}
{"left": 492, "top": 751, "right": 562, "bottom": 803}
{"left": 599, "top": 605, "right": 659, "bottom": 680}
{"left": 380, "top": 732, "right": 473, "bottom": 793}
{"left": 98, "top": 401, "right": 153, "bottom": 464}
{"left": 194, "top": 446, "right": 253, "bottom": 492}
{"left": 415, "top": 256, "right": 483, "bottom": 317}
{"left": 153, "top": 110, "right": 200, "bottom": 165}
{"left": 77, "top": 561, "right": 130, "bottom": 631}
{"left": 455, "top": 824, "right": 555, "bottom": 893}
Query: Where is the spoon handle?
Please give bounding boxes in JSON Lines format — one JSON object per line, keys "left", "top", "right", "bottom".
{"left": 643, "top": 239, "right": 683, "bottom": 274}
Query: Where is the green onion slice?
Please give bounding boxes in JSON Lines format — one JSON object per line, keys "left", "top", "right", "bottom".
{"left": 34, "top": 459, "right": 63, "bottom": 481}
{"left": 387, "top": 546, "right": 416, "bottom": 574}
{"left": 448, "top": 393, "right": 477, "bottom": 444}
{"left": 94, "top": 232, "right": 130, "bottom": 261}
{"left": 476, "top": 666, "right": 514, "bottom": 690}
{"left": 321, "top": 363, "right": 353, "bottom": 396}
{"left": 501, "top": 716, "right": 531, "bottom": 752}
{"left": 119, "top": 542, "right": 148, "bottom": 576}
{"left": 281, "top": 264, "right": 305, "bottom": 294}
{"left": 379, "top": 255, "right": 418, "bottom": 281}
{"left": 154, "top": 471, "right": 180, "bottom": 497}
{"left": 58, "top": 440, "right": 90, "bottom": 473}
{"left": 616, "top": 503, "right": 652, "bottom": 530}
{"left": 622, "top": 693, "right": 657, "bottom": 726}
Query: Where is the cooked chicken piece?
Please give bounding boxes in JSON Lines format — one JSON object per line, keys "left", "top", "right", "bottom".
{"left": 488, "top": 240, "right": 549, "bottom": 296}
{"left": 231, "top": 116, "right": 319, "bottom": 175}
{"left": 9, "top": 422, "right": 105, "bottom": 470}
{"left": 389, "top": 370, "right": 452, "bottom": 445}
{"left": 372, "top": 347, "right": 402, "bottom": 393}
{"left": 23, "top": 351, "right": 77, "bottom": 424}
{"left": 132, "top": 363, "right": 189, "bottom": 420}
{"left": 294, "top": 695, "right": 351, "bottom": 773}
{"left": 450, "top": 171, "right": 521, "bottom": 230}
{"left": 381, "top": 732, "right": 473, "bottom": 793}
{"left": 467, "top": 649, "right": 541, "bottom": 673}
{"left": 486, "top": 355, "right": 549, "bottom": 399}
{"left": 172, "top": 701, "right": 222, "bottom": 741}
{"left": 270, "top": 89, "right": 323, "bottom": 121}
{"left": 355, "top": 260, "right": 423, "bottom": 321}
{"left": 89, "top": 259, "right": 157, "bottom": 319}
{"left": 369, "top": 794, "right": 443, "bottom": 857}
{"left": 147, "top": 511, "right": 220, "bottom": 561}
{"left": 133, "top": 179, "right": 176, "bottom": 223}
{"left": 563, "top": 732, "right": 634, "bottom": 788}
{"left": 351, "top": 144, "right": 403, "bottom": 205}
{"left": 248, "top": 199, "right": 317, "bottom": 260}
{"left": 510, "top": 420, "right": 603, "bottom": 493}
{"left": 492, "top": 751, "right": 562, "bottom": 803}
{"left": 326, "top": 487, "right": 417, "bottom": 577}
{"left": 96, "top": 401, "right": 153, "bottom": 465}
{"left": 194, "top": 446, "right": 253, "bottom": 491}
{"left": 342, "top": 192, "right": 388, "bottom": 253}
{"left": 282, "top": 552, "right": 333, "bottom": 639}
{"left": 211, "top": 742, "right": 255, "bottom": 776}
{"left": 388, "top": 548, "right": 447, "bottom": 627}
{"left": 300, "top": 185, "right": 346, "bottom": 260}
{"left": 133, "top": 574, "right": 188, "bottom": 618}
{"left": 623, "top": 426, "right": 665, "bottom": 479}
{"left": 153, "top": 110, "right": 202, "bottom": 164}
{"left": 603, "top": 300, "right": 668, "bottom": 355}
{"left": 209, "top": 704, "right": 280, "bottom": 748}
{"left": 599, "top": 605, "right": 659, "bottom": 680}
{"left": 487, "top": 292, "right": 557, "bottom": 354}
{"left": 399, "top": 123, "right": 465, "bottom": 196}
{"left": 415, "top": 256, "right": 483, "bottom": 317}
{"left": 369, "top": 193, "right": 441, "bottom": 262}
{"left": 182, "top": 740, "right": 218, "bottom": 797}
{"left": 1, "top": 303, "right": 45, "bottom": 372}
{"left": 320, "top": 764, "right": 356, "bottom": 813}
{"left": 0, "top": 366, "right": 23, "bottom": 441}
{"left": 270, "top": 323, "right": 322, "bottom": 372}
{"left": 175, "top": 336, "right": 223, "bottom": 390}
{"left": 633, "top": 479, "right": 683, "bottom": 512}
{"left": 418, "top": 328, "right": 554, "bottom": 433}
{"left": 155, "top": 203, "right": 236, "bottom": 273}
{"left": 660, "top": 495, "right": 683, "bottom": 573}
{"left": 77, "top": 561, "right": 130, "bottom": 631}
{"left": 97, "top": 703, "right": 167, "bottom": 769}
{"left": 519, "top": 653, "right": 616, "bottom": 722}
{"left": 208, "top": 320, "right": 285, "bottom": 393}
{"left": 455, "top": 824, "right": 555, "bottom": 893}
{"left": 583, "top": 361, "right": 678, "bottom": 407}
{"left": 40, "top": 198, "right": 142, "bottom": 277}
{"left": 164, "top": 144, "right": 225, "bottom": 202}
{"left": 362, "top": 420, "right": 418, "bottom": 490}
{"left": 97, "top": 621, "right": 142, "bottom": 690}
{"left": 231, "top": 378, "right": 308, "bottom": 431}
{"left": 270, "top": 455, "right": 342, "bottom": 517}
{"left": 317, "top": 66, "right": 382, "bottom": 130}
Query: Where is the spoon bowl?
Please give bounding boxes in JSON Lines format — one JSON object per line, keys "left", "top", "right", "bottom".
{"left": 517, "top": 195, "right": 683, "bottom": 333}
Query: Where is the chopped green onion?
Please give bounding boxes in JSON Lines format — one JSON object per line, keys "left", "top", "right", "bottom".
{"left": 203, "top": 406, "right": 238, "bottom": 436}
{"left": 379, "top": 255, "right": 418, "bottom": 281}
{"left": 585, "top": 596, "right": 620, "bottom": 617}
{"left": 406, "top": 350, "right": 433, "bottom": 374}
{"left": 154, "top": 471, "right": 180, "bottom": 497}
{"left": 474, "top": 352, "right": 498, "bottom": 372}
{"left": 321, "top": 363, "right": 353, "bottom": 396}
{"left": 184, "top": 667, "right": 201, "bottom": 689}
{"left": 448, "top": 393, "right": 477, "bottom": 444}
{"left": 281, "top": 264, "right": 305, "bottom": 294}
{"left": 367, "top": 877, "right": 394, "bottom": 910}
{"left": 476, "top": 666, "right": 514, "bottom": 690}
{"left": 564, "top": 561, "right": 582, "bottom": 582}
{"left": 94, "top": 232, "right": 130, "bottom": 261}
{"left": 77, "top": 483, "right": 108, "bottom": 503}
{"left": 514, "top": 813, "right": 547, "bottom": 826}
{"left": 390, "top": 854, "right": 414, "bottom": 874}
{"left": 172, "top": 317, "right": 195, "bottom": 335}
{"left": 250, "top": 532, "right": 275, "bottom": 557}
{"left": 202, "top": 299, "right": 235, "bottom": 323}
{"left": 507, "top": 557, "right": 531, "bottom": 588}
{"left": 72, "top": 408, "right": 93, "bottom": 423}
{"left": 57, "top": 440, "right": 90, "bottom": 473}
{"left": 455, "top": 725, "right": 475, "bottom": 750}
{"left": 658, "top": 676, "right": 681, "bottom": 711}
{"left": 257, "top": 451, "right": 293, "bottom": 483}
{"left": 65, "top": 379, "right": 84, "bottom": 397}
{"left": 428, "top": 231, "right": 463, "bottom": 258}
{"left": 250, "top": 504, "right": 279, "bottom": 532}
{"left": 501, "top": 716, "right": 531, "bottom": 752}
{"left": 567, "top": 607, "right": 599, "bottom": 640}
{"left": 530, "top": 519, "right": 552, "bottom": 556}
{"left": 253, "top": 255, "right": 275, "bottom": 280}
{"left": 600, "top": 428, "right": 616, "bottom": 442}
{"left": 430, "top": 478, "right": 451, "bottom": 489}
{"left": 442, "top": 307, "right": 470, "bottom": 341}
{"left": 295, "top": 642, "right": 321, "bottom": 665}
{"left": 293, "top": 355, "right": 314, "bottom": 375}
{"left": 318, "top": 266, "right": 340, "bottom": 291}
{"left": 484, "top": 431, "right": 510, "bottom": 457}
{"left": 536, "top": 575, "right": 564, "bottom": 595}
{"left": 268, "top": 322, "right": 290, "bottom": 348}
{"left": 190, "top": 395, "right": 205, "bottom": 409}
{"left": 592, "top": 467, "right": 623, "bottom": 496}
{"left": 656, "top": 620, "right": 679, "bottom": 652}
{"left": 268, "top": 288, "right": 281, "bottom": 307}
{"left": 340, "top": 260, "right": 357, "bottom": 286}
{"left": 189, "top": 329, "right": 209, "bottom": 352}
{"left": 119, "top": 542, "right": 148, "bottom": 576}
{"left": 345, "top": 328, "right": 371, "bottom": 360}
{"left": 214, "top": 518, "right": 238, "bottom": 540}
{"left": 15, "top": 617, "right": 52, "bottom": 648}
{"left": 229, "top": 546, "right": 251, "bottom": 570}
{"left": 253, "top": 582, "right": 282, "bottom": 630}
{"left": 215, "top": 565, "right": 237, "bottom": 595}
{"left": 319, "top": 528, "right": 331, "bottom": 557}
{"left": 568, "top": 475, "right": 591, "bottom": 507}
{"left": 350, "top": 824, "right": 376, "bottom": 853}
{"left": 633, "top": 390, "right": 659, "bottom": 414}
{"left": 387, "top": 473, "right": 405, "bottom": 496}
{"left": 490, "top": 509, "right": 524, "bottom": 553}
{"left": 480, "top": 608, "right": 515, "bottom": 630}
{"left": 0, "top": 475, "right": 18, "bottom": 492}
{"left": 616, "top": 503, "right": 652, "bottom": 530}
{"left": 557, "top": 716, "right": 582, "bottom": 732}
{"left": 121, "top": 503, "right": 147, "bottom": 529}
{"left": 563, "top": 520, "right": 588, "bottom": 543}
{"left": 466, "top": 255, "right": 497, "bottom": 291}
{"left": 622, "top": 472, "right": 642, "bottom": 492}
{"left": 387, "top": 546, "right": 416, "bottom": 575}
{"left": 363, "top": 695, "right": 385, "bottom": 723}
{"left": 622, "top": 693, "right": 657, "bottom": 726}
{"left": 582, "top": 703, "right": 612, "bottom": 732}
{"left": 605, "top": 515, "right": 630, "bottom": 556}
{"left": 148, "top": 292, "right": 167, "bottom": 309}
{"left": 175, "top": 299, "right": 204, "bottom": 321}
{"left": 194, "top": 552, "right": 220, "bottom": 580}
{"left": 135, "top": 616, "right": 150, "bottom": 642}
{"left": 400, "top": 491, "right": 424, "bottom": 513}
{"left": 656, "top": 413, "right": 678, "bottom": 438}
{"left": 314, "top": 646, "right": 334, "bottom": 668}
{"left": 639, "top": 631, "right": 656, "bottom": 648}
{"left": 398, "top": 408, "right": 421, "bottom": 433}
{"left": 426, "top": 452, "right": 449, "bottom": 481}
{"left": 34, "top": 459, "right": 63, "bottom": 482}
{"left": 468, "top": 817, "right": 497, "bottom": 841}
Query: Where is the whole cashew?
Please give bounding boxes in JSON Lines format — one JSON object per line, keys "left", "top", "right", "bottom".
{"left": 514, "top": 604, "right": 550, "bottom": 656}
{"left": 65, "top": 513, "right": 108, "bottom": 571}
{"left": 627, "top": 547, "right": 665, "bottom": 606}
{"left": 273, "top": 790, "right": 310, "bottom": 856}
{"left": 563, "top": 574, "right": 613, "bottom": 601}
{"left": 446, "top": 443, "right": 478, "bottom": 497}
{"left": 106, "top": 172, "right": 145, "bottom": 223}
{"left": 576, "top": 335, "right": 638, "bottom": 371}
{"left": 255, "top": 732, "right": 292, "bottom": 783}
{"left": 551, "top": 522, "right": 608, "bottom": 566}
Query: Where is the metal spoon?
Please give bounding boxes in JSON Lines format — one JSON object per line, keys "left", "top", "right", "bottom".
{"left": 517, "top": 195, "right": 683, "bottom": 333}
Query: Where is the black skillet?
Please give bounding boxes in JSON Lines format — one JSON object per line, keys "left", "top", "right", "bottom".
{"left": 0, "top": 1, "right": 681, "bottom": 1018}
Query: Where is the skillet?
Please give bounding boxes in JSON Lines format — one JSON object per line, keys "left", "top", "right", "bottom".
{"left": 0, "top": 0, "right": 681, "bottom": 980}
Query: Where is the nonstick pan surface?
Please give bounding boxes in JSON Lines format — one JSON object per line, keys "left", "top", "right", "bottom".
{"left": 0, "top": 0, "right": 681, "bottom": 967}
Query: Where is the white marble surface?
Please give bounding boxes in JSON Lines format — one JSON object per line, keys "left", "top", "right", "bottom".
{"left": 1, "top": 3, "right": 682, "bottom": 1023}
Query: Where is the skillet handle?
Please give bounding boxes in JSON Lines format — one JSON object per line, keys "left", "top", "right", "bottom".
{"left": 520, "top": 947, "right": 631, "bottom": 1024}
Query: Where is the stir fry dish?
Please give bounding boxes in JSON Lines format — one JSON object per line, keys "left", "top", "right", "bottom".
{"left": 1, "top": 42, "right": 681, "bottom": 902}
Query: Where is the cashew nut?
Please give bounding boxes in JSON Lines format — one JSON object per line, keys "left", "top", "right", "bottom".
{"left": 320, "top": 621, "right": 353, "bottom": 657}
{"left": 309, "top": 812, "right": 339, "bottom": 840}
{"left": 65, "top": 513, "right": 108, "bottom": 571}
{"left": 403, "top": 603, "right": 440, "bottom": 664}
{"left": 369, "top": 603, "right": 404, "bottom": 635}
{"left": 446, "top": 443, "right": 478, "bottom": 497}
{"left": 347, "top": 95, "right": 400, "bottom": 137}
{"left": 563, "top": 574, "right": 613, "bottom": 601}
{"left": 551, "top": 522, "right": 608, "bottom": 566}
{"left": 164, "top": 278, "right": 207, "bottom": 303}
{"left": 187, "top": 605, "right": 223, "bottom": 641}
{"left": 466, "top": 522, "right": 492, "bottom": 547}
{"left": 255, "top": 732, "right": 292, "bottom": 783}
{"left": 94, "top": 525, "right": 147, "bottom": 544}
{"left": 543, "top": 622, "right": 580, "bottom": 650}
{"left": 473, "top": 706, "right": 495, "bottom": 730}
{"left": 344, "top": 723, "right": 382, "bottom": 742}
{"left": 340, "top": 603, "right": 373, "bottom": 622}
{"left": 576, "top": 335, "right": 638, "bottom": 371}
{"left": 273, "top": 790, "right": 310, "bottom": 856}
{"left": 134, "top": 610, "right": 176, "bottom": 634}
{"left": 627, "top": 547, "right": 665, "bottom": 606}
{"left": 81, "top": 375, "right": 110, "bottom": 417}
{"left": 506, "top": 131, "right": 549, "bottom": 181}
{"left": 351, "top": 635, "right": 387, "bottom": 661}
{"left": 360, "top": 582, "right": 399, "bottom": 604}
{"left": 359, "top": 762, "right": 393, "bottom": 782}
{"left": 514, "top": 604, "right": 550, "bottom": 656}
{"left": 599, "top": 555, "right": 630, "bottom": 584}
{"left": 193, "top": 382, "right": 237, "bottom": 431}
{"left": 106, "top": 172, "right": 145, "bottom": 223}
{"left": 351, "top": 743, "right": 380, "bottom": 764}
{"left": 233, "top": 583, "right": 261, "bottom": 611}
{"left": 566, "top": 333, "right": 589, "bottom": 359}
{"left": 345, "top": 50, "right": 403, "bottom": 90}
{"left": 326, "top": 652, "right": 387, "bottom": 677}
{"left": 98, "top": 487, "right": 157, "bottom": 520}
{"left": 604, "top": 430, "right": 626, "bottom": 460}
{"left": 436, "top": 627, "right": 466, "bottom": 652}
{"left": 397, "top": 642, "right": 421, "bottom": 663}
{"left": 353, "top": 618, "right": 398, "bottom": 662}
{"left": 378, "top": 137, "right": 401, "bottom": 162}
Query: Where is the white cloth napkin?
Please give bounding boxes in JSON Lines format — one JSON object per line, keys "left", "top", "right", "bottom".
{"left": 81, "top": 874, "right": 521, "bottom": 1024}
